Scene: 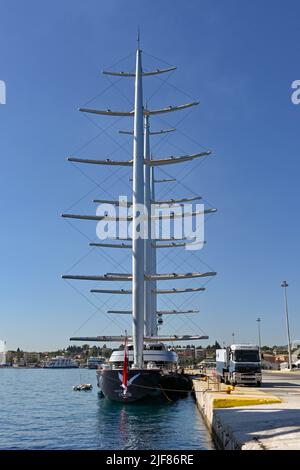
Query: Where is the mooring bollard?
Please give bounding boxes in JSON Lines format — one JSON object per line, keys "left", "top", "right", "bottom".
{"left": 211, "top": 369, "right": 220, "bottom": 391}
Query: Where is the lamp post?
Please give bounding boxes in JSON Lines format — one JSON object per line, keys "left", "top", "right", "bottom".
{"left": 281, "top": 281, "right": 292, "bottom": 370}
{"left": 256, "top": 317, "right": 262, "bottom": 354}
{"left": 232, "top": 332, "right": 235, "bottom": 344}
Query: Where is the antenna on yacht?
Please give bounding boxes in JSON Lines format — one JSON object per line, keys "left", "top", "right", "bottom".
{"left": 137, "top": 26, "right": 140, "bottom": 49}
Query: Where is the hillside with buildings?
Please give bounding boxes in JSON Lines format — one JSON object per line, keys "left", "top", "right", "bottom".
{"left": 3, "top": 343, "right": 300, "bottom": 369}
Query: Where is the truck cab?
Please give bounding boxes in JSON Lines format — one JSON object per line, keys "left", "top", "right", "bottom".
{"left": 216, "top": 344, "right": 262, "bottom": 386}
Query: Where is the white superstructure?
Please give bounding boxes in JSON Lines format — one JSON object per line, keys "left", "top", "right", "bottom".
{"left": 109, "top": 343, "right": 177, "bottom": 369}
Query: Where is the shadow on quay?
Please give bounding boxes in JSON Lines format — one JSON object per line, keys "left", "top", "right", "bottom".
{"left": 262, "top": 381, "right": 300, "bottom": 389}
{"left": 212, "top": 407, "right": 300, "bottom": 448}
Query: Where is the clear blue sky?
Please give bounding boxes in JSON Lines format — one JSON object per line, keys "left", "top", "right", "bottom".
{"left": 1, "top": 0, "right": 299, "bottom": 351}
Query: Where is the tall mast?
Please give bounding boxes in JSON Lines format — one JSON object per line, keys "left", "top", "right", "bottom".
{"left": 144, "top": 114, "right": 152, "bottom": 337}
{"left": 132, "top": 42, "right": 145, "bottom": 368}
{"left": 145, "top": 122, "right": 176, "bottom": 337}
{"left": 61, "top": 40, "right": 215, "bottom": 349}
{"left": 150, "top": 167, "right": 158, "bottom": 336}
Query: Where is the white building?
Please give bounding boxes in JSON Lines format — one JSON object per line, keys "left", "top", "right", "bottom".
{"left": 0, "top": 340, "right": 7, "bottom": 365}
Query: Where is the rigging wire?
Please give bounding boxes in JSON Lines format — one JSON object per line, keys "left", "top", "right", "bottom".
{"left": 62, "top": 47, "right": 217, "bottom": 341}
{"left": 143, "top": 49, "right": 198, "bottom": 102}
{"left": 82, "top": 51, "right": 135, "bottom": 107}
{"left": 63, "top": 219, "right": 131, "bottom": 333}
{"left": 155, "top": 251, "right": 211, "bottom": 337}
{"left": 65, "top": 279, "right": 129, "bottom": 335}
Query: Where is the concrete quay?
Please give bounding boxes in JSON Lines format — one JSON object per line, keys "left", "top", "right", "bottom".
{"left": 192, "top": 370, "right": 300, "bottom": 450}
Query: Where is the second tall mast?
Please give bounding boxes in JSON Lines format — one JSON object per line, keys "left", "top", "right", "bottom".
{"left": 132, "top": 44, "right": 145, "bottom": 368}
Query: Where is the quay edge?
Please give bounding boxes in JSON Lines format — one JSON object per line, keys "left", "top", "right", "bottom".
{"left": 192, "top": 377, "right": 283, "bottom": 450}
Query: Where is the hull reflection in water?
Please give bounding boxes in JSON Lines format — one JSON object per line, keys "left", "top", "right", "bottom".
{"left": 96, "top": 393, "right": 215, "bottom": 450}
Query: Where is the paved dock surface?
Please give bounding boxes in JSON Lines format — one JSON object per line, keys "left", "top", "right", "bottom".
{"left": 261, "top": 370, "right": 300, "bottom": 397}
{"left": 193, "top": 370, "right": 300, "bottom": 450}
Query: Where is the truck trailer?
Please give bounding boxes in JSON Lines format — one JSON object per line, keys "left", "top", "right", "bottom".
{"left": 216, "top": 344, "right": 262, "bottom": 386}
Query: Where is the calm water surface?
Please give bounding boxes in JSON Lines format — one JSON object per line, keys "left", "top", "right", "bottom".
{"left": 0, "top": 369, "right": 214, "bottom": 449}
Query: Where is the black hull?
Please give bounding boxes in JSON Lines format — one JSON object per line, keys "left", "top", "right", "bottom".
{"left": 159, "top": 373, "right": 192, "bottom": 400}
{"left": 97, "top": 369, "right": 161, "bottom": 402}
{"left": 97, "top": 369, "right": 193, "bottom": 403}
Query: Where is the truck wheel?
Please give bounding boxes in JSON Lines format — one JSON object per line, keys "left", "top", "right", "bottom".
{"left": 229, "top": 374, "right": 236, "bottom": 386}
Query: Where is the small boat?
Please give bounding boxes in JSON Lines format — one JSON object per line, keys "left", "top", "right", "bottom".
{"left": 73, "top": 384, "right": 93, "bottom": 391}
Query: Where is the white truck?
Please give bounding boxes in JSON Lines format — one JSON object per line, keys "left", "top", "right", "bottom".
{"left": 216, "top": 344, "right": 262, "bottom": 386}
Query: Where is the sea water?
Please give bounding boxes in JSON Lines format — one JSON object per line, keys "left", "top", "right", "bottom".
{"left": 0, "top": 368, "right": 214, "bottom": 449}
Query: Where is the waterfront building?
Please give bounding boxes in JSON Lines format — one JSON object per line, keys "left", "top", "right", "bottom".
{"left": 195, "top": 348, "right": 206, "bottom": 360}
{"left": 275, "top": 354, "right": 290, "bottom": 364}
{"left": 23, "top": 352, "right": 41, "bottom": 366}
